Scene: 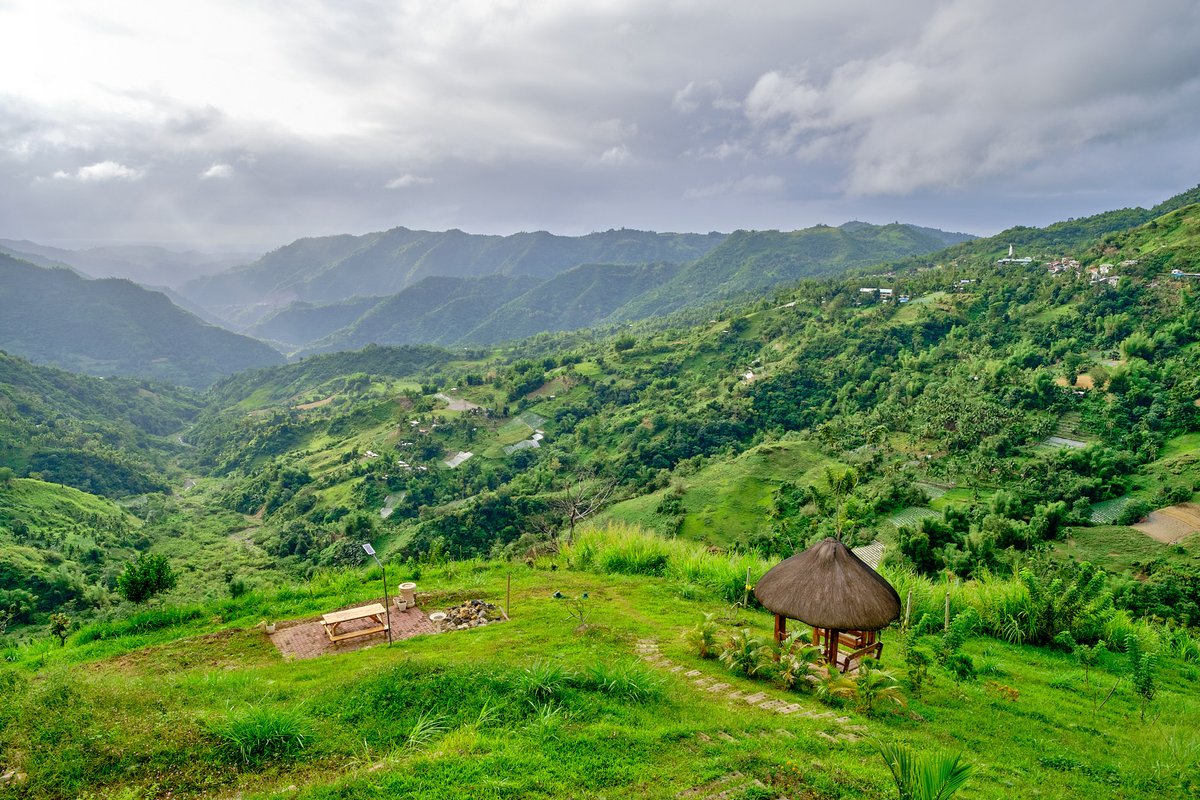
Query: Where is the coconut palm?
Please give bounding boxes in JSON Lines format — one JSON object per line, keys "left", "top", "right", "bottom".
{"left": 854, "top": 658, "right": 907, "bottom": 715}
{"left": 877, "top": 741, "right": 971, "bottom": 800}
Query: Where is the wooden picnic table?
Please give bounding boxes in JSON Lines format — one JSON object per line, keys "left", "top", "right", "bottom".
{"left": 321, "top": 603, "right": 388, "bottom": 643}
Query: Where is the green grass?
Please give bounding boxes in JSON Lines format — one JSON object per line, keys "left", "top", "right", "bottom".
{"left": 2, "top": 534, "right": 1197, "bottom": 799}
{"left": 1158, "top": 432, "right": 1200, "bottom": 460}
{"left": 600, "top": 439, "right": 837, "bottom": 548}
{"left": 1055, "top": 525, "right": 1200, "bottom": 575}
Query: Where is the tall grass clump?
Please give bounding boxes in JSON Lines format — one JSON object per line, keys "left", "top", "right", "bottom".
{"left": 566, "top": 523, "right": 771, "bottom": 602}
{"left": 582, "top": 659, "right": 665, "bottom": 702}
{"left": 210, "top": 705, "right": 312, "bottom": 766}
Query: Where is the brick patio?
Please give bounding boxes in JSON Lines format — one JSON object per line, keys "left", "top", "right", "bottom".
{"left": 268, "top": 599, "right": 439, "bottom": 660}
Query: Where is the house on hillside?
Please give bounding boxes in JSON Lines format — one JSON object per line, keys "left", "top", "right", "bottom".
{"left": 997, "top": 244, "right": 1034, "bottom": 265}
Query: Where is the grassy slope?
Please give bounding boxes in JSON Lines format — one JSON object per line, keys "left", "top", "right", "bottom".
{"left": 1, "top": 558, "right": 1196, "bottom": 799}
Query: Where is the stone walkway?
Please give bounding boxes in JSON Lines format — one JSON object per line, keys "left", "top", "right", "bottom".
{"left": 635, "top": 639, "right": 864, "bottom": 743}
{"left": 269, "top": 604, "right": 438, "bottom": 660}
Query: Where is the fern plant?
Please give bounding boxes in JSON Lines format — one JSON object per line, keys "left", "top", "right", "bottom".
{"left": 855, "top": 658, "right": 907, "bottom": 716}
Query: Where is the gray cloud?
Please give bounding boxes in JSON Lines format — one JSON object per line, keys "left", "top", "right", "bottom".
{"left": 0, "top": 0, "right": 1197, "bottom": 250}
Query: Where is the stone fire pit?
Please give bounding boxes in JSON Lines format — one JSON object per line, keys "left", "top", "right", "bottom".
{"left": 437, "top": 599, "right": 505, "bottom": 631}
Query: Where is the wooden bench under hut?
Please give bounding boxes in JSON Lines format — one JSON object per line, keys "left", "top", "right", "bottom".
{"left": 754, "top": 537, "right": 901, "bottom": 673}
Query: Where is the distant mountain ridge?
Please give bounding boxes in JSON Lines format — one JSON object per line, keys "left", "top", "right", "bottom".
{"left": 0, "top": 239, "right": 254, "bottom": 289}
{"left": 280, "top": 221, "right": 972, "bottom": 353}
{"left": 0, "top": 253, "right": 283, "bottom": 388}
{"left": 181, "top": 226, "right": 728, "bottom": 325}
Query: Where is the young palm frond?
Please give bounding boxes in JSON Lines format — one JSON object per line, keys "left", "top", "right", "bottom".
{"left": 878, "top": 740, "right": 972, "bottom": 800}
{"left": 719, "top": 628, "right": 773, "bottom": 676}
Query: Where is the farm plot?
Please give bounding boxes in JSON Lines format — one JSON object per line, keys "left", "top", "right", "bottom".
{"left": 886, "top": 506, "right": 941, "bottom": 528}
{"left": 1133, "top": 502, "right": 1200, "bottom": 544}
{"left": 1088, "top": 496, "right": 1139, "bottom": 525}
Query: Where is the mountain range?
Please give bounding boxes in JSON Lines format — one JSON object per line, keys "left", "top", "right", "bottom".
{"left": 230, "top": 221, "right": 974, "bottom": 353}
{"left": 0, "top": 253, "right": 283, "bottom": 388}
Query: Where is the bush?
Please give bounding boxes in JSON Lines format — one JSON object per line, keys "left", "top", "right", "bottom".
{"left": 116, "top": 553, "right": 177, "bottom": 604}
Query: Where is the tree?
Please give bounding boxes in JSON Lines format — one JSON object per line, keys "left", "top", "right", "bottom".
{"left": 49, "top": 612, "right": 70, "bottom": 646}
{"left": 117, "top": 553, "right": 177, "bottom": 603}
{"left": 550, "top": 470, "right": 616, "bottom": 545}
{"left": 0, "top": 466, "right": 14, "bottom": 486}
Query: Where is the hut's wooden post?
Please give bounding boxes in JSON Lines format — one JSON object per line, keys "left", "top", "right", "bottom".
{"left": 774, "top": 614, "right": 787, "bottom": 645}
{"left": 828, "top": 629, "right": 840, "bottom": 671}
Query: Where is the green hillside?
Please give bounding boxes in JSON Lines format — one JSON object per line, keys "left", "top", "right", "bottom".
{"left": 0, "top": 253, "right": 284, "bottom": 388}
{"left": 181, "top": 227, "right": 727, "bottom": 324}
{"left": 0, "top": 350, "right": 199, "bottom": 496}
{"left": 277, "top": 221, "right": 969, "bottom": 353}
{"left": 245, "top": 296, "right": 385, "bottom": 348}
{"left": 5, "top": 191, "right": 1200, "bottom": 798}
{"left": 613, "top": 222, "right": 972, "bottom": 320}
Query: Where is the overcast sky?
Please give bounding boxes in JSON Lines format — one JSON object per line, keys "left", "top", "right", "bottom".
{"left": 2, "top": 1, "right": 1198, "bottom": 250}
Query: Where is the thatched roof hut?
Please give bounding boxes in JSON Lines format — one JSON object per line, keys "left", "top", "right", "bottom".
{"left": 755, "top": 537, "right": 900, "bottom": 631}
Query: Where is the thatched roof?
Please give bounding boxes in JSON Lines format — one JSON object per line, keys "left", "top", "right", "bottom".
{"left": 754, "top": 537, "right": 900, "bottom": 631}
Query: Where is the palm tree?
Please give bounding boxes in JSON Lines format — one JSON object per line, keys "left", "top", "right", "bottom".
{"left": 877, "top": 741, "right": 971, "bottom": 800}
{"left": 855, "top": 659, "right": 907, "bottom": 715}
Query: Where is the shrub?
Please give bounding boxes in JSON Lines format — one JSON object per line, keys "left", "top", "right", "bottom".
{"left": 719, "top": 629, "right": 773, "bottom": 676}
{"left": 116, "top": 553, "right": 177, "bottom": 604}
{"left": 210, "top": 705, "right": 312, "bottom": 766}
{"left": 854, "top": 658, "right": 907, "bottom": 716}
{"left": 944, "top": 652, "right": 976, "bottom": 682}
{"left": 685, "top": 613, "right": 719, "bottom": 659}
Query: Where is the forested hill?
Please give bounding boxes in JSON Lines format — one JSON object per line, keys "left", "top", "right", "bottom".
{"left": 0, "top": 253, "right": 284, "bottom": 388}
{"left": 241, "top": 222, "right": 972, "bottom": 353}
{"left": 887, "top": 183, "right": 1200, "bottom": 270}
{"left": 180, "top": 227, "right": 728, "bottom": 324}
{"left": 0, "top": 350, "right": 200, "bottom": 496}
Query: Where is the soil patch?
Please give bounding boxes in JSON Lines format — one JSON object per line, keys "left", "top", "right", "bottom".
{"left": 294, "top": 395, "right": 336, "bottom": 411}
{"left": 1133, "top": 502, "right": 1200, "bottom": 544}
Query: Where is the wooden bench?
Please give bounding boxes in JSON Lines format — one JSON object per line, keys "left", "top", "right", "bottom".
{"left": 321, "top": 603, "right": 388, "bottom": 643}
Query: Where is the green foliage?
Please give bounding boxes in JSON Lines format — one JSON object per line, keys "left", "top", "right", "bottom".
{"left": 1126, "top": 634, "right": 1159, "bottom": 722}
{"left": 1019, "top": 561, "right": 1114, "bottom": 645}
{"left": 209, "top": 705, "right": 312, "bottom": 766}
{"left": 685, "top": 612, "right": 719, "bottom": 659}
{"left": 519, "top": 660, "right": 571, "bottom": 703}
{"left": 878, "top": 740, "right": 972, "bottom": 800}
{"left": 580, "top": 660, "right": 664, "bottom": 702}
{"left": 48, "top": 612, "right": 70, "bottom": 646}
{"left": 854, "top": 658, "right": 907, "bottom": 716}
{"left": 117, "top": 553, "right": 178, "bottom": 604}
{"left": 719, "top": 628, "right": 773, "bottom": 676}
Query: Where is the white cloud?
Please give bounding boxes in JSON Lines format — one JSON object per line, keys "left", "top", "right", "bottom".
{"left": 200, "top": 163, "right": 233, "bottom": 179}
{"left": 52, "top": 160, "right": 144, "bottom": 182}
{"left": 598, "top": 145, "right": 632, "bottom": 165}
{"left": 736, "top": 1, "right": 1200, "bottom": 196}
{"left": 385, "top": 174, "right": 433, "bottom": 189}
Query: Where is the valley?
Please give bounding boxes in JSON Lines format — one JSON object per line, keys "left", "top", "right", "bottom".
{"left": 2, "top": 187, "right": 1200, "bottom": 798}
